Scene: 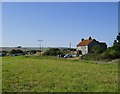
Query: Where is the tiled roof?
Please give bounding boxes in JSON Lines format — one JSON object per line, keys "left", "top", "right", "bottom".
{"left": 77, "top": 39, "right": 94, "bottom": 46}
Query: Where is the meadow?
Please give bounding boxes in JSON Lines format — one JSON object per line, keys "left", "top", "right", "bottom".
{"left": 2, "top": 56, "right": 118, "bottom": 92}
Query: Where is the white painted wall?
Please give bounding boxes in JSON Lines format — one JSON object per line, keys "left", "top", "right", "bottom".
{"left": 77, "top": 46, "right": 88, "bottom": 55}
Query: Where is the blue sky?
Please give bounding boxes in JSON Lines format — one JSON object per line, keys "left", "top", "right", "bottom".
{"left": 2, "top": 2, "right": 118, "bottom": 47}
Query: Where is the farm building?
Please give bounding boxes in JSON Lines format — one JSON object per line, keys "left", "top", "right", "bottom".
{"left": 76, "top": 37, "right": 107, "bottom": 55}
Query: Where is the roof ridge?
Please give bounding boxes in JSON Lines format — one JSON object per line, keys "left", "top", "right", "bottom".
{"left": 77, "top": 39, "right": 95, "bottom": 46}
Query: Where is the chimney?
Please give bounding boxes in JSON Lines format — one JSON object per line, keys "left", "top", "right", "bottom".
{"left": 81, "top": 38, "right": 84, "bottom": 41}
{"left": 89, "top": 36, "right": 92, "bottom": 40}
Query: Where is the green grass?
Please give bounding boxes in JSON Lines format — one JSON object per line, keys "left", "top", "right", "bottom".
{"left": 2, "top": 56, "right": 118, "bottom": 92}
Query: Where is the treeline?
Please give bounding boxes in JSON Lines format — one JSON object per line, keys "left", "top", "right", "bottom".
{"left": 1, "top": 48, "right": 75, "bottom": 57}
{"left": 43, "top": 48, "right": 72, "bottom": 56}
{"left": 0, "top": 49, "right": 41, "bottom": 56}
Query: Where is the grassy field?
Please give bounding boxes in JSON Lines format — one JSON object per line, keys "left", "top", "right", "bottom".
{"left": 2, "top": 56, "right": 118, "bottom": 92}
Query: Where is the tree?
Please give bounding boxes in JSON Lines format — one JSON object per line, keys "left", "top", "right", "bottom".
{"left": 10, "top": 49, "right": 23, "bottom": 54}
{"left": 10, "top": 49, "right": 17, "bottom": 54}
{"left": 113, "top": 40, "right": 117, "bottom": 45}
{"left": 113, "top": 32, "right": 120, "bottom": 45}
{"left": 43, "top": 48, "right": 62, "bottom": 56}
{"left": 102, "top": 46, "right": 120, "bottom": 60}
{"left": 16, "top": 49, "right": 23, "bottom": 53}
{"left": 117, "top": 32, "right": 120, "bottom": 43}
{"left": 30, "top": 50, "right": 37, "bottom": 54}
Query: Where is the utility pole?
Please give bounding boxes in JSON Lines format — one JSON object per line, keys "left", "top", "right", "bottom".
{"left": 69, "top": 42, "right": 71, "bottom": 49}
{"left": 38, "top": 40, "right": 43, "bottom": 55}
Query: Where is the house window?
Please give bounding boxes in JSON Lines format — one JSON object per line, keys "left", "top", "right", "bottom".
{"left": 84, "top": 46, "right": 86, "bottom": 49}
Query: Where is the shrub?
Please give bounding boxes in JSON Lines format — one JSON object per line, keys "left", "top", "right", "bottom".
{"left": 10, "top": 49, "right": 23, "bottom": 54}
{"left": 30, "top": 50, "right": 37, "bottom": 54}
{"left": 102, "top": 45, "right": 120, "bottom": 60}
{"left": 43, "top": 48, "right": 62, "bottom": 56}
{"left": 80, "top": 53, "right": 102, "bottom": 61}
{"left": 10, "top": 49, "right": 17, "bottom": 54}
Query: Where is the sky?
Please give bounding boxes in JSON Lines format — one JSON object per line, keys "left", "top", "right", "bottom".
{"left": 2, "top": 2, "right": 118, "bottom": 48}
{"left": 1, "top": 0, "right": 120, "bottom": 2}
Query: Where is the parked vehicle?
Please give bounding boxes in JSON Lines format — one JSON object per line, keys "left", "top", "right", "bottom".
{"left": 58, "top": 54, "right": 65, "bottom": 58}
{"left": 0, "top": 52, "right": 7, "bottom": 57}
{"left": 64, "top": 54, "right": 73, "bottom": 58}
{"left": 0, "top": 53, "right": 2, "bottom": 57}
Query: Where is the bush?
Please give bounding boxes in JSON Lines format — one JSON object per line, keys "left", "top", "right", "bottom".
{"left": 16, "top": 49, "right": 23, "bottom": 53}
{"left": 80, "top": 53, "right": 102, "bottom": 61}
{"left": 30, "top": 50, "right": 37, "bottom": 54}
{"left": 43, "top": 48, "right": 62, "bottom": 56}
{"left": 10, "top": 49, "right": 17, "bottom": 54}
{"left": 102, "top": 45, "right": 120, "bottom": 60}
{"left": 10, "top": 49, "right": 23, "bottom": 54}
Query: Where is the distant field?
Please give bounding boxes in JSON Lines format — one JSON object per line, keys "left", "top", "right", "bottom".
{"left": 2, "top": 56, "right": 118, "bottom": 92}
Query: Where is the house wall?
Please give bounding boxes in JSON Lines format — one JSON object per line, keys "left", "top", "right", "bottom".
{"left": 88, "top": 40, "right": 99, "bottom": 53}
{"left": 77, "top": 46, "right": 88, "bottom": 55}
{"left": 99, "top": 43, "right": 107, "bottom": 52}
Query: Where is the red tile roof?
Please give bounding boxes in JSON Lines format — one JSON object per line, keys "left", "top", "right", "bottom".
{"left": 77, "top": 39, "right": 94, "bottom": 46}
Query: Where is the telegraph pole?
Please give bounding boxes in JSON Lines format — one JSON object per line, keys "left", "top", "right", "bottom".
{"left": 38, "top": 40, "right": 43, "bottom": 55}
{"left": 69, "top": 42, "right": 71, "bottom": 49}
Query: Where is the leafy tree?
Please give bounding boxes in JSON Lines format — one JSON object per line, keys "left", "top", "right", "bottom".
{"left": 102, "top": 40, "right": 120, "bottom": 60}
{"left": 117, "top": 32, "right": 120, "bottom": 43}
{"left": 10, "top": 49, "right": 17, "bottom": 54}
{"left": 30, "top": 50, "right": 37, "bottom": 54}
{"left": 16, "top": 49, "right": 23, "bottom": 53}
{"left": 113, "top": 32, "right": 120, "bottom": 45}
{"left": 113, "top": 40, "right": 117, "bottom": 45}
{"left": 43, "top": 48, "right": 62, "bottom": 56}
{"left": 10, "top": 49, "right": 23, "bottom": 54}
